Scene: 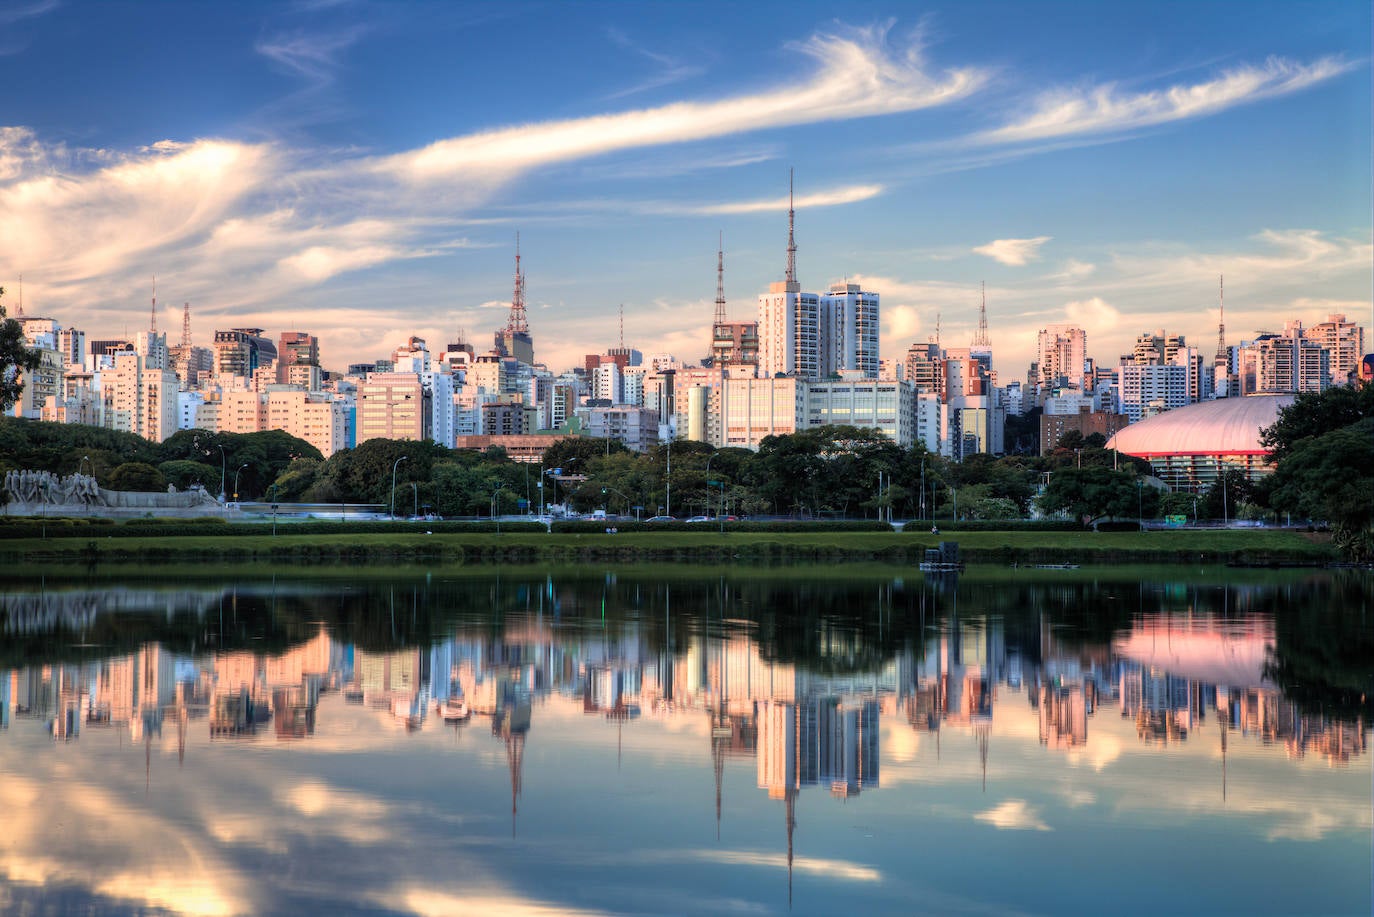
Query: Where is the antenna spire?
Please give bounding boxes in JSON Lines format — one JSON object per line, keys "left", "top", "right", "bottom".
{"left": 935, "top": 312, "right": 942, "bottom": 349}
{"left": 619, "top": 304, "right": 624, "bottom": 349}
{"left": 150, "top": 275, "right": 157, "bottom": 334}
{"left": 506, "top": 233, "right": 528, "bottom": 334}
{"left": 784, "top": 169, "right": 797, "bottom": 288}
{"left": 1214, "top": 274, "right": 1227, "bottom": 368}
{"left": 972, "top": 281, "right": 991, "bottom": 348}
{"left": 181, "top": 302, "right": 192, "bottom": 349}
{"left": 15, "top": 273, "right": 23, "bottom": 317}
{"left": 714, "top": 232, "right": 726, "bottom": 325}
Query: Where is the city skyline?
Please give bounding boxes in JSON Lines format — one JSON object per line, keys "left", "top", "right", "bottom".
{"left": 1, "top": 1, "right": 1370, "bottom": 377}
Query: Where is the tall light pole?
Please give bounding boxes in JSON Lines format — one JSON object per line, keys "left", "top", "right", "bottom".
{"left": 217, "top": 444, "right": 227, "bottom": 502}
{"left": 391, "top": 455, "right": 408, "bottom": 519}
{"left": 704, "top": 452, "right": 717, "bottom": 520}
{"left": 665, "top": 438, "right": 672, "bottom": 517}
{"left": 232, "top": 463, "right": 248, "bottom": 503}
{"left": 492, "top": 483, "right": 505, "bottom": 535}
{"left": 1137, "top": 479, "right": 1144, "bottom": 531}
{"left": 410, "top": 482, "right": 418, "bottom": 518}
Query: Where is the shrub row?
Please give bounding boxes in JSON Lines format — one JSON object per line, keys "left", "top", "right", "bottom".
{"left": 0, "top": 519, "right": 547, "bottom": 539}
{"left": 904, "top": 519, "right": 1085, "bottom": 533}
{"left": 550, "top": 519, "right": 892, "bottom": 534}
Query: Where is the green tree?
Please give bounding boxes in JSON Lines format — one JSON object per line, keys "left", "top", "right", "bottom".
{"left": 107, "top": 462, "right": 167, "bottom": 492}
{"left": 1266, "top": 417, "right": 1374, "bottom": 560}
{"left": 1260, "top": 382, "right": 1374, "bottom": 462}
{"left": 0, "top": 289, "right": 41, "bottom": 414}
{"left": 1038, "top": 467, "right": 1150, "bottom": 527}
{"left": 157, "top": 459, "right": 217, "bottom": 491}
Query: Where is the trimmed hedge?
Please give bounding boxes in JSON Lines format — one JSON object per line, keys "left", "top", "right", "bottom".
{"left": 551, "top": 519, "right": 893, "bottom": 534}
{"left": 904, "top": 519, "right": 1085, "bottom": 533}
{"left": 0, "top": 518, "right": 547, "bottom": 539}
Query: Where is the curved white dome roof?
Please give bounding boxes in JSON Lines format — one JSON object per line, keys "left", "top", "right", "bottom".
{"left": 1106, "top": 395, "right": 1295, "bottom": 457}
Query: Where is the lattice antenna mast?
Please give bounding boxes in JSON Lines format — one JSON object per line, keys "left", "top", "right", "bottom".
{"left": 15, "top": 273, "right": 22, "bottom": 317}
{"left": 1214, "top": 274, "right": 1227, "bottom": 367}
{"left": 714, "top": 232, "right": 727, "bottom": 326}
{"left": 935, "top": 312, "right": 942, "bottom": 349}
{"left": 506, "top": 232, "right": 528, "bottom": 334}
{"left": 785, "top": 169, "right": 797, "bottom": 287}
{"left": 972, "top": 281, "right": 991, "bottom": 348}
{"left": 150, "top": 275, "right": 157, "bottom": 333}
{"left": 619, "top": 304, "right": 625, "bottom": 349}
{"left": 181, "top": 302, "right": 192, "bottom": 349}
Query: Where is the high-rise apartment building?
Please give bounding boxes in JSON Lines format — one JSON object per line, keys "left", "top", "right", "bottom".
{"left": 278, "top": 331, "right": 320, "bottom": 384}
{"left": 819, "top": 283, "right": 880, "bottom": 379}
{"left": 357, "top": 374, "right": 430, "bottom": 443}
{"left": 102, "top": 352, "right": 178, "bottom": 442}
{"left": 1035, "top": 325, "right": 1088, "bottom": 392}
{"left": 1306, "top": 314, "right": 1365, "bottom": 385}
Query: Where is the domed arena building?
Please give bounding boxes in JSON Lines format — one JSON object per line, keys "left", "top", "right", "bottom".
{"left": 1105, "top": 394, "right": 1294, "bottom": 490}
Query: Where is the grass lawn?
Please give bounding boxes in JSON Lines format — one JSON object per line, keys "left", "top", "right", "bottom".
{"left": 0, "top": 527, "right": 1336, "bottom": 566}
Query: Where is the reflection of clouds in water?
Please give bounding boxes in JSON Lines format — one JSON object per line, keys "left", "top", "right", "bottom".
{"left": 0, "top": 774, "right": 251, "bottom": 916}
{"left": 974, "top": 799, "right": 1051, "bottom": 832}
{"left": 674, "top": 850, "right": 882, "bottom": 882}
{"left": 384, "top": 888, "right": 609, "bottom": 916}
{"left": 1065, "top": 734, "right": 1123, "bottom": 772}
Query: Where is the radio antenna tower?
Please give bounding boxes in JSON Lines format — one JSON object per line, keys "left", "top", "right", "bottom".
{"left": 506, "top": 233, "right": 528, "bottom": 334}
{"left": 14, "top": 274, "right": 22, "bottom": 317}
{"left": 1214, "top": 274, "right": 1227, "bottom": 368}
{"left": 150, "top": 276, "right": 157, "bottom": 333}
{"left": 619, "top": 303, "right": 625, "bottom": 349}
{"left": 935, "top": 312, "right": 942, "bottom": 348}
{"left": 784, "top": 169, "right": 797, "bottom": 288}
{"left": 972, "top": 281, "right": 991, "bottom": 348}
{"left": 714, "top": 232, "right": 727, "bottom": 326}
{"left": 181, "top": 302, "right": 193, "bottom": 349}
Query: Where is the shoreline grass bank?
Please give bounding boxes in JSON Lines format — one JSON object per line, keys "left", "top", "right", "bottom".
{"left": 0, "top": 528, "right": 1338, "bottom": 567}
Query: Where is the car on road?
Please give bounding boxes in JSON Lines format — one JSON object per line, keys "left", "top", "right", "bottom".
{"left": 684, "top": 515, "right": 712, "bottom": 523}
{"left": 645, "top": 515, "right": 677, "bottom": 523}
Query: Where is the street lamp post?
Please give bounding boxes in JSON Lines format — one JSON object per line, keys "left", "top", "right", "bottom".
{"left": 1137, "top": 479, "right": 1144, "bottom": 531}
{"left": 217, "top": 444, "right": 227, "bottom": 503}
{"left": 232, "top": 463, "right": 248, "bottom": 504}
{"left": 390, "top": 455, "right": 408, "bottom": 519}
{"left": 410, "top": 482, "right": 418, "bottom": 519}
{"left": 492, "top": 483, "right": 505, "bottom": 535}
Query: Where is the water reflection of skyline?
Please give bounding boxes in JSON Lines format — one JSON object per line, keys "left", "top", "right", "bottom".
{"left": 0, "top": 572, "right": 1369, "bottom": 917}
{"left": 3, "top": 581, "right": 1365, "bottom": 776}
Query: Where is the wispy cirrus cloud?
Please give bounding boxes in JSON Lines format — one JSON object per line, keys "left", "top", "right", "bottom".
{"left": 255, "top": 25, "right": 369, "bottom": 85}
{"left": 603, "top": 26, "right": 705, "bottom": 99}
{"left": 974, "top": 235, "right": 1051, "bottom": 266}
{"left": 374, "top": 24, "right": 987, "bottom": 186}
{"left": 688, "top": 183, "right": 885, "bottom": 215}
{"left": 969, "top": 56, "right": 1352, "bottom": 147}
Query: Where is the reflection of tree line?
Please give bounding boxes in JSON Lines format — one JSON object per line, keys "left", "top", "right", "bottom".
{"left": 0, "top": 570, "right": 1368, "bottom": 729}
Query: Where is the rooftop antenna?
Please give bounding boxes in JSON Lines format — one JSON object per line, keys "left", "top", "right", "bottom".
{"left": 714, "top": 232, "right": 727, "bottom": 326}
{"left": 15, "top": 273, "right": 23, "bottom": 317}
{"left": 619, "top": 304, "right": 625, "bottom": 349}
{"left": 506, "top": 232, "right": 528, "bottom": 334}
{"left": 1214, "top": 274, "right": 1227, "bottom": 368}
{"left": 935, "top": 312, "right": 942, "bottom": 349}
{"left": 972, "top": 282, "right": 991, "bottom": 348}
{"left": 785, "top": 168, "right": 798, "bottom": 290}
{"left": 150, "top": 275, "right": 157, "bottom": 334}
{"left": 181, "top": 302, "right": 192, "bottom": 349}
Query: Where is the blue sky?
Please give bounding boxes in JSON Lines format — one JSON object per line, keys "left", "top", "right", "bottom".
{"left": 1, "top": 0, "right": 1369, "bottom": 376}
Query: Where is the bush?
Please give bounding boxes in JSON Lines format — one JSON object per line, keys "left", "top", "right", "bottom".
{"left": 904, "top": 520, "right": 1083, "bottom": 533}
{"left": 551, "top": 519, "right": 891, "bottom": 534}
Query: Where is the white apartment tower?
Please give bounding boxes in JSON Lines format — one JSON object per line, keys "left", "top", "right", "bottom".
{"left": 757, "top": 171, "right": 821, "bottom": 380}
{"left": 819, "top": 283, "right": 880, "bottom": 378}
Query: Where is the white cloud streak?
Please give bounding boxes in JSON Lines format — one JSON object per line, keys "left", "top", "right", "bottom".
{"left": 373, "top": 25, "right": 986, "bottom": 185}
{"left": 971, "top": 56, "right": 1352, "bottom": 146}
{"left": 974, "top": 236, "right": 1051, "bottom": 266}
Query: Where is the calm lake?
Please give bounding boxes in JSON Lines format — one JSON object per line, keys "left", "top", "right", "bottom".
{"left": 1, "top": 564, "right": 1370, "bottom": 916}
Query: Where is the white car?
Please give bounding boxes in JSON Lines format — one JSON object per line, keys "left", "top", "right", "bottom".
{"left": 684, "top": 515, "right": 712, "bottom": 523}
